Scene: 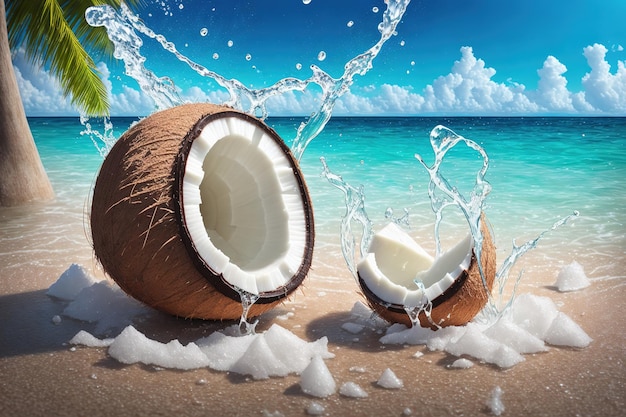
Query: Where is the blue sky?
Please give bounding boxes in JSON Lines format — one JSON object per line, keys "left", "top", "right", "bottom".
{"left": 13, "top": 0, "right": 626, "bottom": 116}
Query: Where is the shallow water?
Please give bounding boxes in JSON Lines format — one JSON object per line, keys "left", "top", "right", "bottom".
{"left": 26, "top": 116, "right": 626, "bottom": 276}
{"left": 1, "top": 116, "right": 625, "bottom": 415}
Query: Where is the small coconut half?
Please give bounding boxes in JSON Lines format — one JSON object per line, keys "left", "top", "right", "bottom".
{"left": 90, "top": 103, "right": 314, "bottom": 320}
{"left": 356, "top": 215, "right": 495, "bottom": 328}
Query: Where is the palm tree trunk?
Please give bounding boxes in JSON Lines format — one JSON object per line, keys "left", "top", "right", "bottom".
{"left": 0, "top": 0, "right": 54, "bottom": 206}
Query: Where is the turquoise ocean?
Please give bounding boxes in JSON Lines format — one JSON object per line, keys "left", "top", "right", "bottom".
{"left": 27, "top": 116, "right": 626, "bottom": 285}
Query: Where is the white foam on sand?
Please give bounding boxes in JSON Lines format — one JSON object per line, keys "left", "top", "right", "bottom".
{"left": 51, "top": 264, "right": 335, "bottom": 378}
{"left": 108, "top": 325, "right": 211, "bottom": 370}
{"left": 47, "top": 263, "right": 98, "bottom": 300}
{"left": 339, "top": 381, "right": 368, "bottom": 398}
{"left": 69, "top": 330, "right": 114, "bottom": 347}
{"left": 299, "top": 355, "right": 337, "bottom": 397}
{"left": 51, "top": 263, "right": 592, "bottom": 380}
{"left": 449, "top": 358, "right": 474, "bottom": 369}
{"left": 341, "top": 322, "right": 365, "bottom": 334}
{"left": 376, "top": 368, "right": 403, "bottom": 389}
{"left": 306, "top": 402, "right": 325, "bottom": 415}
{"left": 487, "top": 386, "right": 505, "bottom": 416}
{"left": 63, "top": 281, "right": 151, "bottom": 334}
{"left": 374, "top": 291, "right": 592, "bottom": 368}
{"left": 48, "top": 264, "right": 151, "bottom": 334}
{"left": 72, "top": 323, "right": 335, "bottom": 377}
{"left": 554, "top": 261, "right": 591, "bottom": 292}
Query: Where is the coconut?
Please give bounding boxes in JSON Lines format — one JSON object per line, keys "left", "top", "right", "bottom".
{"left": 356, "top": 215, "right": 496, "bottom": 329}
{"left": 90, "top": 103, "right": 314, "bottom": 320}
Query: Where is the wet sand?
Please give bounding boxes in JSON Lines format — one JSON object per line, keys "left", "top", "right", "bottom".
{"left": 1, "top": 199, "right": 625, "bottom": 417}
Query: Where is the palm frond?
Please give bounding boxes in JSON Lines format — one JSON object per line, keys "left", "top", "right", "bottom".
{"left": 6, "top": 0, "right": 144, "bottom": 116}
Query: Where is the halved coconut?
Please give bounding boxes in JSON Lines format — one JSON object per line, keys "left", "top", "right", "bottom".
{"left": 90, "top": 103, "right": 314, "bottom": 320}
{"left": 356, "top": 215, "right": 495, "bottom": 328}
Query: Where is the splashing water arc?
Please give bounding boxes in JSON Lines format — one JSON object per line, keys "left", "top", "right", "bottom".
{"left": 84, "top": 0, "right": 412, "bottom": 159}
{"left": 323, "top": 124, "right": 579, "bottom": 327}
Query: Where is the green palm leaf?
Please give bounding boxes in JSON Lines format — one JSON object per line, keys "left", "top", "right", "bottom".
{"left": 6, "top": 0, "right": 142, "bottom": 116}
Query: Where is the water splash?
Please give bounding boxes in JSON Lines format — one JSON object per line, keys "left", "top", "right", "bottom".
{"left": 320, "top": 157, "right": 372, "bottom": 278}
{"left": 416, "top": 126, "right": 579, "bottom": 321}
{"left": 414, "top": 125, "right": 495, "bottom": 313}
{"left": 403, "top": 281, "right": 440, "bottom": 329}
{"left": 479, "top": 210, "right": 580, "bottom": 321}
{"left": 84, "top": 0, "right": 412, "bottom": 160}
{"left": 236, "top": 288, "right": 260, "bottom": 336}
{"left": 79, "top": 115, "right": 117, "bottom": 158}
{"left": 324, "top": 123, "right": 579, "bottom": 324}
{"left": 385, "top": 207, "right": 411, "bottom": 228}
{"left": 415, "top": 125, "right": 491, "bottom": 258}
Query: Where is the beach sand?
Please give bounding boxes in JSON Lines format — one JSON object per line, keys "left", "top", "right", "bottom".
{"left": 1, "top": 197, "right": 624, "bottom": 417}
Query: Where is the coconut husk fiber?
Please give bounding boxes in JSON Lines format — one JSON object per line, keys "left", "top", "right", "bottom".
{"left": 359, "top": 213, "right": 496, "bottom": 329}
{"left": 90, "top": 103, "right": 313, "bottom": 320}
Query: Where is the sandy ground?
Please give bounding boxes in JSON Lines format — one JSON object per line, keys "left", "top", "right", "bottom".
{"left": 1, "top": 200, "right": 625, "bottom": 417}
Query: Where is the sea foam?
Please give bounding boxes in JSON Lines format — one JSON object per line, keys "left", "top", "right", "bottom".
{"left": 53, "top": 264, "right": 591, "bottom": 377}
{"left": 554, "top": 261, "right": 591, "bottom": 292}
{"left": 376, "top": 291, "right": 592, "bottom": 368}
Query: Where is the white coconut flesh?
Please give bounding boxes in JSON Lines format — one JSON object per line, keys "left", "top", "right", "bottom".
{"left": 357, "top": 222, "right": 473, "bottom": 307}
{"left": 181, "top": 115, "right": 308, "bottom": 296}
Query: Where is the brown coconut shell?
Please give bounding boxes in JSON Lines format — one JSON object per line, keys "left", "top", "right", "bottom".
{"left": 90, "top": 103, "right": 314, "bottom": 320}
{"left": 358, "top": 214, "right": 496, "bottom": 329}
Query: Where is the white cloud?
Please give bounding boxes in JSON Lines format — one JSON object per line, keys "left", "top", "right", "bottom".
{"left": 372, "top": 84, "right": 425, "bottom": 114}
{"left": 12, "top": 44, "right": 626, "bottom": 117}
{"left": 332, "top": 91, "right": 378, "bottom": 114}
{"left": 419, "top": 46, "right": 538, "bottom": 114}
{"left": 180, "top": 86, "right": 229, "bottom": 105}
{"left": 12, "top": 50, "right": 76, "bottom": 116}
{"left": 533, "top": 55, "right": 574, "bottom": 112}
{"left": 580, "top": 43, "right": 626, "bottom": 113}
{"left": 265, "top": 90, "right": 321, "bottom": 115}
{"left": 96, "top": 62, "right": 156, "bottom": 116}
{"left": 334, "top": 45, "right": 626, "bottom": 115}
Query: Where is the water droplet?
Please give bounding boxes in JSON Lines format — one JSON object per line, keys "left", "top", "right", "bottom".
{"left": 400, "top": 40, "right": 405, "bottom": 46}
{"left": 212, "top": 53, "right": 219, "bottom": 60}
{"left": 296, "top": 63, "right": 303, "bottom": 70}
{"left": 237, "top": 289, "right": 260, "bottom": 335}
{"left": 227, "top": 40, "right": 234, "bottom": 47}
{"left": 245, "top": 53, "right": 252, "bottom": 61}
{"left": 317, "top": 50, "right": 326, "bottom": 61}
{"left": 372, "top": 7, "right": 379, "bottom": 13}
{"left": 178, "top": 4, "right": 184, "bottom": 10}
{"left": 303, "top": 0, "right": 312, "bottom": 4}
{"left": 410, "top": 60, "right": 415, "bottom": 66}
{"left": 347, "top": 20, "right": 354, "bottom": 27}
{"left": 200, "top": 27, "right": 208, "bottom": 37}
